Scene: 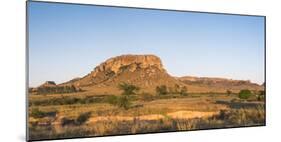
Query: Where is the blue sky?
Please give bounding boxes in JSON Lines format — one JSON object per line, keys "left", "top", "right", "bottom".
{"left": 28, "top": 1, "right": 265, "bottom": 87}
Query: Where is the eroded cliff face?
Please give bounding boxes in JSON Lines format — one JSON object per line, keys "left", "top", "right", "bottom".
{"left": 91, "top": 54, "right": 165, "bottom": 77}
{"left": 59, "top": 54, "right": 263, "bottom": 94}
{"left": 63, "top": 54, "right": 175, "bottom": 88}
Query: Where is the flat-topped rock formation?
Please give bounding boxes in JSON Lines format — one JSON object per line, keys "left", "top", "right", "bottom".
{"left": 32, "top": 54, "right": 264, "bottom": 95}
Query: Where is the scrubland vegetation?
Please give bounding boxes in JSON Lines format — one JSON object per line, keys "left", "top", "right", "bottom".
{"left": 34, "top": 85, "right": 80, "bottom": 95}
{"left": 28, "top": 83, "right": 265, "bottom": 140}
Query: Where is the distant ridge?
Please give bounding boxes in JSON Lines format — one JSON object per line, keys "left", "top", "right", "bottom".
{"left": 177, "top": 76, "right": 262, "bottom": 93}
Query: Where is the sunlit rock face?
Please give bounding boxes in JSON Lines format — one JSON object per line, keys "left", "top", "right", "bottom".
{"left": 92, "top": 54, "right": 165, "bottom": 76}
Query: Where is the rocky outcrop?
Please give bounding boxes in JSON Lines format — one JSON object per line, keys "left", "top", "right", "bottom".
{"left": 64, "top": 54, "right": 173, "bottom": 88}
{"left": 91, "top": 54, "right": 165, "bottom": 76}
{"left": 29, "top": 81, "right": 82, "bottom": 94}
{"left": 39, "top": 81, "right": 56, "bottom": 87}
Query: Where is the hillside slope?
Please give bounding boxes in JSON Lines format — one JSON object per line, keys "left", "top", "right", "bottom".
{"left": 33, "top": 54, "right": 263, "bottom": 95}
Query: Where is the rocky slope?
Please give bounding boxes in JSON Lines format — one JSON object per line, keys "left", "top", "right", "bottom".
{"left": 33, "top": 54, "right": 263, "bottom": 94}
{"left": 62, "top": 54, "right": 185, "bottom": 93}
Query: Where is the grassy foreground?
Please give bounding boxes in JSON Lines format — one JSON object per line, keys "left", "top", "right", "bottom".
{"left": 28, "top": 93, "right": 265, "bottom": 140}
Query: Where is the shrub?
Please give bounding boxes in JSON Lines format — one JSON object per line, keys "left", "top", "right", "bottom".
{"left": 230, "top": 98, "right": 240, "bottom": 103}
{"left": 64, "top": 97, "right": 80, "bottom": 104}
{"left": 30, "top": 108, "right": 56, "bottom": 118}
{"left": 30, "top": 108, "right": 46, "bottom": 118}
{"left": 238, "top": 89, "right": 252, "bottom": 100}
{"left": 29, "top": 96, "right": 107, "bottom": 107}
{"left": 118, "top": 83, "right": 140, "bottom": 96}
{"left": 140, "top": 92, "right": 154, "bottom": 101}
{"left": 216, "top": 110, "right": 228, "bottom": 120}
{"left": 76, "top": 112, "right": 92, "bottom": 125}
{"left": 156, "top": 85, "right": 168, "bottom": 95}
{"left": 226, "top": 90, "right": 232, "bottom": 95}
{"left": 61, "top": 117, "right": 76, "bottom": 126}
{"left": 180, "top": 86, "right": 188, "bottom": 96}
{"left": 214, "top": 106, "right": 265, "bottom": 125}
{"left": 117, "top": 96, "right": 131, "bottom": 110}
{"left": 106, "top": 95, "right": 119, "bottom": 106}
{"left": 61, "top": 112, "right": 92, "bottom": 126}
{"left": 257, "top": 90, "right": 265, "bottom": 101}
{"left": 36, "top": 85, "right": 80, "bottom": 95}
{"left": 106, "top": 95, "right": 131, "bottom": 109}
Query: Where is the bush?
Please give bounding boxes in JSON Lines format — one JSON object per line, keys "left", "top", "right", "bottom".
{"left": 140, "top": 92, "right": 154, "bottom": 101}
{"left": 30, "top": 108, "right": 57, "bottom": 118}
{"left": 230, "top": 98, "right": 240, "bottom": 103}
{"left": 214, "top": 106, "right": 265, "bottom": 125}
{"left": 61, "top": 112, "right": 92, "bottom": 126}
{"left": 61, "top": 117, "right": 76, "bottom": 126}
{"left": 117, "top": 96, "right": 131, "bottom": 110}
{"left": 226, "top": 90, "right": 232, "bottom": 95}
{"left": 30, "top": 108, "right": 46, "bottom": 118}
{"left": 257, "top": 90, "right": 265, "bottom": 101}
{"left": 238, "top": 89, "right": 252, "bottom": 100}
{"left": 118, "top": 83, "right": 140, "bottom": 96}
{"left": 111, "top": 83, "right": 139, "bottom": 110}
{"left": 156, "top": 85, "right": 168, "bottom": 95}
{"left": 76, "top": 112, "right": 92, "bottom": 125}
{"left": 106, "top": 95, "right": 131, "bottom": 110}
{"left": 37, "top": 85, "right": 79, "bottom": 94}
{"left": 106, "top": 95, "right": 119, "bottom": 106}
{"left": 29, "top": 96, "right": 107, "bottom": 107}
{"left": 180, "top": 86, "right": 188, "bottom": 96}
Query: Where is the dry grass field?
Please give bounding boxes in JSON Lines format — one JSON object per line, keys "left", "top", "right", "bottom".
{"left": 28, "top": 92, "right": 265, "bottom": 140}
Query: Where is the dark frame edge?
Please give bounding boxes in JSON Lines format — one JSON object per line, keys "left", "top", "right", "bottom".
{"left": 263, "top": 16, "right": 267, "bottom": 126}
{"left": 26, "top": 0, "right": 30, "bottom": 141}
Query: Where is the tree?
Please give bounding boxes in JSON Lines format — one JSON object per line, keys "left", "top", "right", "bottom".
{"left": 156, "top": 85, "right": 168, "bottom": 95}
{"left": 116, "top": 83, "right": 139, "bottom": 109}
{"left": 238, "top": 89, "right": 252, "bottom": 100}
{"left": 118, "top": 96, "right": 131, "bottom": 110}
{"left": 118, "top": 83, "right": 140, "bottom": 96}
